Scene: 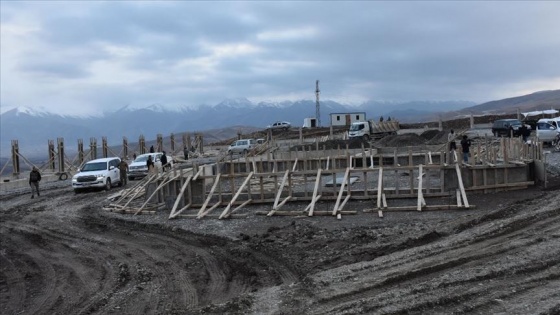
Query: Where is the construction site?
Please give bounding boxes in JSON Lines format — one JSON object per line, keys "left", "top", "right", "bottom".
{"left": 1, "top": 116, "right": 560, "bottom": 314}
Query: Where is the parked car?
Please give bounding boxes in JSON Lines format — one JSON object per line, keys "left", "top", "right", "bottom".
{"left": 491, "top": 119, "right": 523, "bottom": 137}
{"left": 535, "top": 121, "right": 558, "bottom": 142}
{"left": 72, "top": 157, "right": 121, "bottom": 193}
{"left": 228, "top": 139, "right": 256, "bottom": 155}
{"left": 267, "top": 121, "right": 291, "bottom": 130}
{"left": 128, "top": 152, "right": 169, "bottom": 180}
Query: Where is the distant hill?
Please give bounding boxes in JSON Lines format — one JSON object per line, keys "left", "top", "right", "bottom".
{"left": 453, "top": 90, "right": 560, "bottom": 116}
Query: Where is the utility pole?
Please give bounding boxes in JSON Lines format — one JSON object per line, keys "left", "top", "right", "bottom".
{"left": 315, "top": 80, "right": 321, "bottom": 127}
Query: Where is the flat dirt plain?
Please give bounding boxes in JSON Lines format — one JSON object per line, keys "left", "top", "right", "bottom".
{"left": 2, "top": 140, "right": 560, "bottom": 314}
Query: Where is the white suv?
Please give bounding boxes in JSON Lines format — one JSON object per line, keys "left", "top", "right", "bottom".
{"left": 228, "top": 139, "right": 256, "bottom": 155}
{"left": 72, "top": 157, "right": 121, "bottom": 193}
{"left": 267, "top": 121, "right": 291, "bottom": 130}
{"left": 128, "top": 152, "right": 170, "bottom": 179}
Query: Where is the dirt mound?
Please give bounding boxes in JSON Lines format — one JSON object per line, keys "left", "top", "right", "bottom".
{"left": 423, "top": 129, "right": 450, "bottom": 145}
{"left": 375, "top": 133, "right": 427, "bottom": 147}
{"left": 290, "top": 138, "right": 371, "bottom": 151}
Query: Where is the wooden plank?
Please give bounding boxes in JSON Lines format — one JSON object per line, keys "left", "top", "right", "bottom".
{"left": 272, "top": 170, "right": 290, "bottom": 209}
{"left": 304, "top": 194, "right": 322, "bottom": 213}
{"left": 193, "top": 167, "right": 204, "bottom": 181}
{"left": 136, "top": 173, "right": 178, "bottom": 215}
{"left": 382, "top": 193, "right": 387, "bottom": 209}
{"left": 455, "top": 163, "right": 470, "bottom": 208}
{"left": 332, "top": 167, "right": 351, "bottom": 215}
{"left": 122, "top": 173, "right": 157, "bottom": 208}
{"left": 219, "top": 172, "right": 254, "bottom": 219}
{"left": 180, "top": 213, "right": 249, "bottom": 219}
{"left": 197, "top": 174, "right": 221, "bottom": 216}
{"left": 364, "top": 204, "right": 477, "bottom": 212}
{"left": 417, "top": 164, "right": 424, "bottom": 211}
{"left": 456, "top": 189, "right": 462, "bottom": 207}
{"left": 267, "top": 196, "right": 292, "bottom": 216}
{"left": 224, "top": 199, "right": 253, "bottom": 218}
{"left": 308, "top": 169, "right": 322, "bottom": 216}
{"left": 169, "top": 175, "right": 193, "bottom": 219}
{"left": 338, "top": 194, "right": 351, "bottom": 212}
{"left": 376, "top": 167, "right": 383, "bottom": 208}
{"left": 196, "top": 201, "right": 222, "bottom": 219}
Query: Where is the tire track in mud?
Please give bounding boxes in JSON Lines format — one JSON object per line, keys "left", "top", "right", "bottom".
{"left": 286, "top": 195, "right": 560, "bottom": 315}
{"left": 1, "top": 186, "right": 300, "bottom": 314}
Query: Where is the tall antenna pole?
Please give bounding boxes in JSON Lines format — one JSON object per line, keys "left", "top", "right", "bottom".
{"left": 315, "top": 80, "right": 321, "bottom": 127}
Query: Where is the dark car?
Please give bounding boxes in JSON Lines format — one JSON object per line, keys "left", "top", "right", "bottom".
{"left": 491, "top": 119, "right": 523, "bottom": 137}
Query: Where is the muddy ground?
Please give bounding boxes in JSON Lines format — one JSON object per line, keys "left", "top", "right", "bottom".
{"left": 2, "top": 150, "right": 560, "bottom": 314}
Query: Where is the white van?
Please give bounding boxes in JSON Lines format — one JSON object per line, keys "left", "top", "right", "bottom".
{"left": 72, "top": 157, "right": 121, "bottom": 192}
{"left": 536, "top": 118, "right": 560, "bottom": 142}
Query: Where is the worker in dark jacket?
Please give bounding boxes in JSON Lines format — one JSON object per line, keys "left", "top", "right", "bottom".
{"left": 461, "top": 135, "right": 472, "bottom": 163}
{"left": 29, "top": 167, "right": 41, "bottom": 199}
{"left": 118, "top": 158, "right": 129, "bottom": 186}
{"left": 161, "top": 151, "right": 169, "bottom": 172}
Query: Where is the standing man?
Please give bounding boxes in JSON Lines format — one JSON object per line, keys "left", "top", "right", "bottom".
{"left": 149, "top": 145, "right": 155, "bottom": 153}
{"left": 460, "top": 135, "right": 472, "bottom": 164}
{"left": 183, "top": 147, "right": 189, "bottom": 160}
{"left": 161, "top": 151, "right": 168, "bottom": 172}
{"left": 29, "top": 166, "right": 41, "bottom": 199}
{"left": 118, "top": 158, "right": 129, "bottom": 186}
{"left": 147, "top": 155, "right": 155, "bottom": 175}
{"left": 448, "top": 129, "right": 457, "bottom": 163}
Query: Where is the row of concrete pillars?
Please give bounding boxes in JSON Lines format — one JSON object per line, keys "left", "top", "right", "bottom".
{"left": 8, "top": 132, "right": 204, "bottom": 176}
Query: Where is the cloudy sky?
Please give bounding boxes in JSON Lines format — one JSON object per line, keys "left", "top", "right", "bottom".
{"left": 1, "top": 1, "right": 559, "bottom": 116}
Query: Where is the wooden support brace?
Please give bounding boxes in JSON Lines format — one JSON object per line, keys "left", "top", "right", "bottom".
{"left": 169, "top": 175, "right": 193, "bottom": 219}
{"left": 197, "top": 174, "right": 221, "bottom": 216}
{"left": 455, "top": 163, "right": 470, "bottom": 208}
{"left": 376, "top": 167, "right": 384, "bottom": 209}
{"left": 332, "top": 167, "right": 350, "bottom": 215}
{"left": 308, "top": 168, "right": 322, "bottom": 216}
{"left": 219, "top": 172, "right": 254, "bottom": 219}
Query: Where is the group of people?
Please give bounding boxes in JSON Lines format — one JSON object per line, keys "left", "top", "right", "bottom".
{"left": 448, "top": 129, "right": 472, "bottom": 163}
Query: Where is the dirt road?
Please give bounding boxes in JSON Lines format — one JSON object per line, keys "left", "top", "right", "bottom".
{"left": 1, "top": 176, "right": 559, "bottom": 314}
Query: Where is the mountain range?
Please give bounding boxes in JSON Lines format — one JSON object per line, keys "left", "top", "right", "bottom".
{"left": 1, "top": 90, "right": 559, "bottom": 158}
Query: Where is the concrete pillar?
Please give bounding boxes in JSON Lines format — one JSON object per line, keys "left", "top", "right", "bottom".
{"left": 11, "top": 140, "right": 20, "bottom": 176}
{"left": 170, "top": 133, "right": 175, "bottom": 153}
{"left": 102, "top": 137, "right": 108, "bottom": 158}
{"left": 49, "top": 140, "right": 56, "bottom": 171}
{"left": 157, "top": 134, "right": 163, "bottom": 152}
{"left": 186, "top": 133, "right": 192, "bottom": 151}
{"left": 138, "top": 135, "right": 146, "bottom": 154}
{"left": 57, "top": 138, "right": 65, "bottom": 173}
{"left": 470, "top": 114, "right": 474, "bottom": 129}
{"left": 90, "top": 137, "right": 97, "bottom": 160}
{"left": 77, "top": 139, "right": 84, "bottom": 165}
{"left": 122, "top": 137, "right": 128, "bottom": 159}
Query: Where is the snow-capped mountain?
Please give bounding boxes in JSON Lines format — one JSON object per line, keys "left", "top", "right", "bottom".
{"left": 1, "top": 98, "right": 473, "bottom": 157}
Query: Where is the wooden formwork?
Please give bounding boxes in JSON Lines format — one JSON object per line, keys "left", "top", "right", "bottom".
{"left": 105, "top": 137, "right": 539, "bottom": 219}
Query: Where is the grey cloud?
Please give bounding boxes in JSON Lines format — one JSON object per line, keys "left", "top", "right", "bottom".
{"left": 2, "top": 1, "right": 560, "bottom": 114}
